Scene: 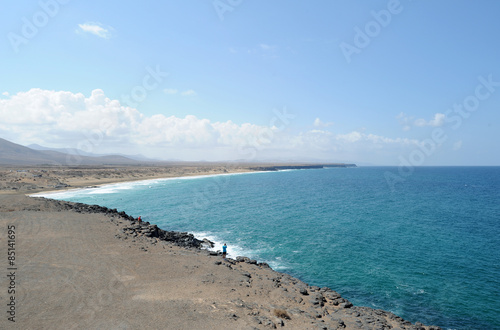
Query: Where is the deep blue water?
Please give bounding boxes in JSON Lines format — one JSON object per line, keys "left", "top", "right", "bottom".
{"left": 40, "top": 167, "right": 500, "bottom": 329}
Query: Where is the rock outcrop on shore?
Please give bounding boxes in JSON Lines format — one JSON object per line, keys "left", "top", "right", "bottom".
{"left": 16, "top": 196, "right": 441, "bottom": 330}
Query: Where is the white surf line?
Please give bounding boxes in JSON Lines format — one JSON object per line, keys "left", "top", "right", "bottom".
{"left": 28, "top": 169, "right": 274, "bottom": 198}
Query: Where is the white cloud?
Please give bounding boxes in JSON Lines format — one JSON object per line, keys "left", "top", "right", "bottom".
{"left": 260, "top": 44, "right": 275, "bottom": 51}
{"left": 0, "top": 89, "right": 276, "bottom": 158}
{"left": 414, "top": 113, "right": 445, "bottom": 127}
{"left": 313, "top": 118, "right": 334, "bottom": 128}
{"left": 242, "top": 44, "right": 279, "bottom": 58}
{"left": 429, "top": 113, "right": 446, "bottom": 126}
{"left": 453, "top": 140, "right": 463, "bottom": 151}
{"left": 398, "top": 112, "right": 446, "bottom": 129}
{"left": 137, "top": 115, "right": 217, "bottom": 147}
{"left": 164, "top": 89, "right": 196, "bottom": 96}
{"left": 77, "top": 22, "right": 112, "bottom": 39}
{"left": 181, "top": 90, "right": 197, "bottom": 96}
{"left": 164, "top": 89, "right": 178, "bottom": 95}
{"left": 2, "top": 92, "right": 9, "bottom": 97}
{"left": 337, "top": 131, "right": 362, "bottom": 143}
{"left": 0, "top": 89, "right": 426, "bottom": 163}
{"left": 0, "top": 89, "right": 141, "bottom": 146}
{"left": 396, "top": 112, "right": 413, "bottom": 131}
{"left": 258, "top": 44, "right": 279, "bottom": 58}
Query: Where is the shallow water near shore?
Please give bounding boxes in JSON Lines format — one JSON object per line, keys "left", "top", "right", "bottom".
{"left": 40, "top": 167, "right": 500, "bottom": 329}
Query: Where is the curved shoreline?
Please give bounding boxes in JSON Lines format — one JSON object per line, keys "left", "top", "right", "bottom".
{"left": 1, "top": 165, "right": 442, "bottom": 328}
{"left": 27, "top": 195, "right": 441, "bottom": 329}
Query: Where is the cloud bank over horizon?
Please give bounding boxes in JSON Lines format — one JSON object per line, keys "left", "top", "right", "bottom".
{"left": 2, "top": 88, "right": 429, "bottom": 164}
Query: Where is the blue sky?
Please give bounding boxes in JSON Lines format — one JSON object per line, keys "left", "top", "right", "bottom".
{"left": 1, "top": 0, "right": 499, "bottom": 165}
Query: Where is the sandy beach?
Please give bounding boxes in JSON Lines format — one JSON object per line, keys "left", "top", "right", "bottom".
{"left": 0, "top": 165, "right": 441, "bottom": 329}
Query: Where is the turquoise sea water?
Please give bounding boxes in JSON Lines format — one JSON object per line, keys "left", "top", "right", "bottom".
{"left": 41, "top": 167, "right": 500, "bottom": 329}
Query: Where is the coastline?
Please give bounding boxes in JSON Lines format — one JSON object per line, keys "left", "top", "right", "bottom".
{"left": 1, "top": 163, "right": 349, "bottom": 195}
{"left": 0, "top": 165, "right": 441, "bottom": 329}
{"left": 29, "top": 169, "right": 267, "bottom": 198}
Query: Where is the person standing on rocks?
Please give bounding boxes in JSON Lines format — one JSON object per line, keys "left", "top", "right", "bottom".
{"left": 138, "top": 216, "right": 142, "bottom": 223}
{"left": 222, "top": 243, "right": 227, "bottom": 259}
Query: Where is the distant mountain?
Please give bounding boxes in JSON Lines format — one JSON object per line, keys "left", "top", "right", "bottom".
{"left": 0, "top": 138, "right": 142, "bottom": 166}
{"left": 27, "top": 143, "right": 98, "bottom": 157}
{"left": 27, "top": 144, "right": 157, "bottom": 162}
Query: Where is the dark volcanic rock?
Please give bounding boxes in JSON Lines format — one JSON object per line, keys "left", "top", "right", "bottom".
{"left": 37, "top": 196, "right": 442, "bottom": 330}
{"left": 158, "top": 230, "right": 207, "bottom": 248}
{"left": 46, "top": 198, "right": 214, "bottom": 249}
{"left": 309, "top": 293, "right": 325, "bottom": 306}
{"left": 236, "top": 256, "right": 250, "bottom": 263}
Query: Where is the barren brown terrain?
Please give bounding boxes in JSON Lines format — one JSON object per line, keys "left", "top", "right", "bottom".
{"left": 0, "top": 166, "right": 441, "bottom": 329}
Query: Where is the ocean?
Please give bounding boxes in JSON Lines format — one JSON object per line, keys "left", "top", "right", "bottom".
{"left": 39, "top": 167, "right": 500, "bottom": 329}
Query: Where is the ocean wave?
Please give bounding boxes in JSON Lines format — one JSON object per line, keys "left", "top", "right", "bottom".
{"left": 190, "top": 231, "right": 255, "bottom": 260}
{"left": 190, "top": 231, "right": 285, "bottom": 270}
{"left": 32, "top": 171, "right": 269, "bottom": 199}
